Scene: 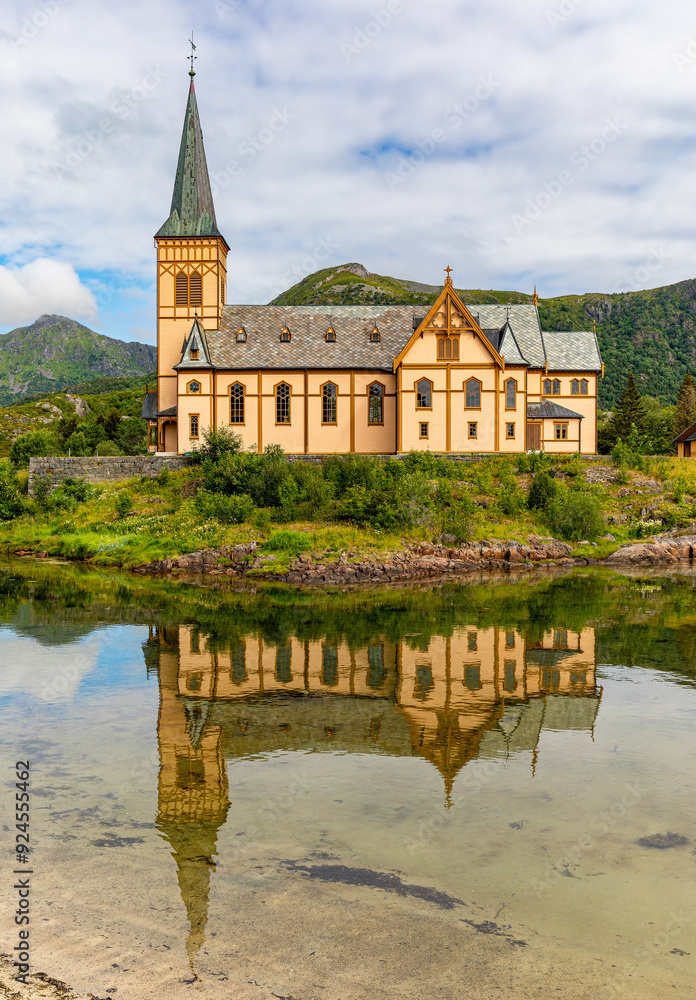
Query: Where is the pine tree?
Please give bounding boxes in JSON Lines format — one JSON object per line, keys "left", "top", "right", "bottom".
{"left": 673, "top": 372, "right": 696, "bottom": 438}
{"left": 612, "top": 371, "right": 643, "bottom": 442}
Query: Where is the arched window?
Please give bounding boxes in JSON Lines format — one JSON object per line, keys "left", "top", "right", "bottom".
{"left": 368, "top": 383, "right": 384, "bottom": 424}
{"left": 189, "top": 271, "right": 202, "bottom": 308}
{"left": 276, "top": 383, "right": 290, "bottom": 423}
{"left": 543, "top": 379, "right": 552, "bottom": 395}
{"left": 280, "top": 327, "right": 291, "bottom": 342}
{"left": 175, "top": 271, "right": 188, "bottom": 306}
{"left": 580, "top": 379, "right": 588, "bottom": 395}
{"left": 571, "top": 379, "right": 579, "bottom": 395}
{"left": 437, "top": 337, "right": 460, "bottom": 360}
{"left": 326, "top": 327, "right": 336, "bottom": 342}
{"left": 416, "top": 379, "right": 432, "bottom": 409}
{"left": 465, "top": 378, "right": 481, "bottom": 408}
{"left": 552, "top": 379, "right": 561, "bottom": 395}
{"left": 505, "top": 378, "right": 517, "bottom": 409}
{"left": 322, "top": 382, "right": 337, "bottom": 424}
{"left": 230, "top": 382, "right": 244, "bottom": 424}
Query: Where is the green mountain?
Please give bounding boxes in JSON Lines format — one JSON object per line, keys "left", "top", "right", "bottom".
{"left": 270, "top": 263, "right": 696, "bottom": 408}
{"left": 0, "top": 314, "right": 156, "bottom": 406}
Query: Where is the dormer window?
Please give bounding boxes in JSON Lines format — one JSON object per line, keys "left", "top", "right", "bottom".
{"left": 280, "top": 327, "right": 291, "bottom": 342}
{"left": 236, "top": 327, "right": 246, "bottom": 343}
{"left": 370, "top": 327, "right": 380, "bottom": 343}
{"left": 190, "top": 349, "right": 199, "bottom": 360}
{"left": 326, "top": 327, "right": 336, "bottom": 342}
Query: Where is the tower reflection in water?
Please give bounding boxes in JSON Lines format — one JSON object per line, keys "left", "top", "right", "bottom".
{"left": 146, "top": 624, "right": 600, "bottom": 967}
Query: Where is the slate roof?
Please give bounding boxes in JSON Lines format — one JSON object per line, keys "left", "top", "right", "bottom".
{"left": 174, "top": 316, "right": 213, "bottom": 370}
{"left": 210, "top": 304, "right": 421, "bottom": 371}
{"left": 542, "top": 330, "right": 602, "bottom": 372}
{"left": 155, "top": 79, "right": 223, "bottom": 240}
{"left": 527, "top": 401, "right": 584, "bottom": 420}
{"left": 141, "top": 393, "right": 158, "bottom": 420}
{"left": 673, "top": 420, "right": 696, "bottom": 444}
{"left": 172, "top": 302, "right": 601, "bottom": 374}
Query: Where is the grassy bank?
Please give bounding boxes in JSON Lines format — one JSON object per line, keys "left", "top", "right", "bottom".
{"left": 2, "top": 436, "right": 696, "bottom": 572}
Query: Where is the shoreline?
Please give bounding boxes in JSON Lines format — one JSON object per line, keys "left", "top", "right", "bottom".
{"left": 9, "top": 534, "right": 696, "bottom": 585}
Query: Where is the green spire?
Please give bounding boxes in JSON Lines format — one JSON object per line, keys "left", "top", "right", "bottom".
{"left": 156, "top": 76, "right": 222, "bottom": 239}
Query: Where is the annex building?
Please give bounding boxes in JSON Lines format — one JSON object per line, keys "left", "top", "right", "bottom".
{"left": 143, "top": 70, "right": 603, "bottom": 456}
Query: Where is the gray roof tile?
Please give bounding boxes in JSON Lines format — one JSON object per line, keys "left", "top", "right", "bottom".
{"left": 542, "top": 331, "right": 602, "bottom": 372}
{"left": 527, "top": 401, "right": 584, "bottom": 420}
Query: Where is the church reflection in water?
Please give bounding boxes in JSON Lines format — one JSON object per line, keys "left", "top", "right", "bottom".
{"left": 144, "top": 624, "right": 600, "bottom": 966}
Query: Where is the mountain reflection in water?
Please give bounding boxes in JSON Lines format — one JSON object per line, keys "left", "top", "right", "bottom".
{"left": 149, "top": 623, "right": 599, "bottom": 966}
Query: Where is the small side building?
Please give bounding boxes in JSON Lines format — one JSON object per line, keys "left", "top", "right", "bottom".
{"left": 673, "top": 421, "right": 696, "bottom": 457}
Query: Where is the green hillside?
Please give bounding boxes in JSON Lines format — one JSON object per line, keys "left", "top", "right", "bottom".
{"left": 0, "top": 314, "right": 156, "bottom": 406}
{"left": 271, "top": 264, "right": 696, "bottom": 408}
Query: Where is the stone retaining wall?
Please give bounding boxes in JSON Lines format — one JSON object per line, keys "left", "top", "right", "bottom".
{"left": 28, "top": 455, "right": 193, "bottom": 494}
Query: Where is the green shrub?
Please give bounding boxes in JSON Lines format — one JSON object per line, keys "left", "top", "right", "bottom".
{"left": 9, "top": 430, "right": 60, "bottom": 468}
{"left": 195, "top": 488, "right": 255, "bottom": 524}
{"left": 265, "top": 530, "right": 311, "bottom": 556}
{"left": 115, "top": 491, "right": 134, "bottom": 519}
{"left": 528, "top": 471, "right": 558, "bottom": 511}
{"left": 547, "top": 490, "right": 604, "bottom": 541}
{"left": 96, "top": 440, "right": 121, "bottom": 457}
{"left": 158, "top": 464, "right": 171, "bottom": 486}
{"left": 0, "top": 460, "right": 25, "bottom": 521}
{"left": 197, "top": 426, "right": 244, "bottom": 463}
{"left": 498, "top": 480, "right": 524, "bottom": 516}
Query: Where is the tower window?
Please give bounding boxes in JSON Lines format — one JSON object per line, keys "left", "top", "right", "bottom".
{"left": 189, "top": 271, "right": 202, "bottom": 308}
{"left": 419, "top": 422, "right": 429, "bottom": 439}
{"left": 416, "top": 379, "right": 432, "bottom": 409}
{"left": 189, "top": 414, "right": 199, "bottom": 438}
{"left": 322, "top": 383, "right": 337, "bottom": 424}
{"left": 505, "top": 378, "right": 516, "bottom": 409}
{"left": 368, "top": 383, "right": 384, "bottom": 424}
{"left": 230, "top": 382, "right": 245, "bottom": 424}
{"left": 175, "top": 271, "right": 188, "bottom": 306}
{"left": 507, "top": 422, "right": 515, "bottom": 438}
{"left": 175, "top": 270, "right": 202, "bottom": 309}
{"left": 276, "top": 382, "right": 291, "bottom": 424}
{"left": 468, "top": 422, "right": 477, "bottom": 439}
{"left": 190, "top": 349, "right": 199, "bottom": 360}
{"left": 187, "top": 380, "right": 201, "bottom": 394}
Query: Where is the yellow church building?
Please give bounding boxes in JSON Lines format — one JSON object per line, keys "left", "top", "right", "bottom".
{"left": 143, "top": 70, "right": 603, "bottom": 456}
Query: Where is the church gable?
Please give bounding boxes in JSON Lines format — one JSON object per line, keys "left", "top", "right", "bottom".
{"left": 394, "top": 280, "right": 504, "bottom": 370}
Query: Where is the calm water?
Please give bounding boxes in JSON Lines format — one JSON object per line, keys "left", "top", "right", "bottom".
{"left": 0, "top": 563, "right": 695, "bottom": 1000}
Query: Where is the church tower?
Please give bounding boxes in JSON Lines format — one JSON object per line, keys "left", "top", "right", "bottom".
{"left": 154, "top": 63, "right": 228, "bottom": 450}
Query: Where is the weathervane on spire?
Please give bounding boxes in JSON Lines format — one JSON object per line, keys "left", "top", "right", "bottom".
{"left": 188, "top": 32, "right": 197, "bottom": 77}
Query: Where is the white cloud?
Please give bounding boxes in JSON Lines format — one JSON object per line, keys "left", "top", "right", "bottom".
{"left": 0, "top": 258, "right": 97, "bottom": 327}
{"left": 0, "top": 0, "right": 695, "bottom": 331}
{"left": 0, "top": 634, "right": 100, "bottom": 702}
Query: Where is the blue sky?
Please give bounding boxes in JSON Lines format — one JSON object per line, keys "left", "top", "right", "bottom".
{"left": 1, "top": 0, "right": 696, "bottom": 344}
